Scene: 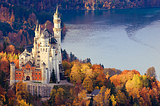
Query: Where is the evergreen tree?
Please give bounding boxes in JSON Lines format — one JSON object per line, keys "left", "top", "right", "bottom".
{"left": 89, "top": 96, "right": 93, "bottom": 106}
{"left": 151, "top": 95, "right": 159, "bottom": 106}
{"left": 50, "top": 69, "right": 56, "bottom": 83}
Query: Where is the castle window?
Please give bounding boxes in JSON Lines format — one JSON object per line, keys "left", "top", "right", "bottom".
{"left": 16, "top": 77, "right": 17, "bottom": 78}
{"left": 19, "top": 77, "right": 20, "bottom": 78}
{"left": 39, "top": 73, "right": 40, "bottom": 75}
{"left": 39, "top": 77, "right": 40, "bottom": 79}
{"left": 19, "top": 73, "right": 21, "bottom": 74}
{"left": 46, "top": 48, "right": 47, "bottom": 52}
{"left": 36, "top": 77, "right": 37, "bottom": 79}
{"left": 16, "top": 73, "right": 18, "bottom": 74}
{"left": 43, "top": 48, "right": 44, "bottom": 52}
{"left": 38, "top": 51, "right": 40, "bottom": 53}
{"left": 36, "top": 73, "right": 37, "bottom": 75}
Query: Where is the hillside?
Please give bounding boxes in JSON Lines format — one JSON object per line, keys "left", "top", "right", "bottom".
{"left": 0, "top": 2, "right": 66, "bottom": 50}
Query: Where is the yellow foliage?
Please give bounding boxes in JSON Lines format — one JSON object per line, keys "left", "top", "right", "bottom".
{"left": 17, "top": 99, "right": 32, "bottom": 106}
{"left": 115, "top": 90, "right": 127, "bottom": 105}
{"left": 86, "top": 69, "right": 94, "bottom": 79}
{"left": 78, "top": 90, "right": 87, "bottom": 101}
{"left": 82, "top": 77, "right": 93, "bottom": 92}
{"left": 16, "top": 81, "right": 28, "bottom": 101}
{"left": 104, "top": 88, "right": 111, "bottom": 105}
{"left": 99, "top": 86, "right": 106, "bottom": 94}
{"left": 95, "top": 86, "right": 99, "bottom": 89}
{"left": 110, "top": 95, "right": 116, "bottom": 106}
{"left": 93, "top": 93, "right": 103, "bottom": 106}
{"left": 70, "top": 69, "right": 81, "bottom": 84}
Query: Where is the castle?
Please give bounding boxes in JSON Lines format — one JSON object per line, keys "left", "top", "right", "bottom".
{"left": 10, "top": 7, "right": 62, "bottom": 85}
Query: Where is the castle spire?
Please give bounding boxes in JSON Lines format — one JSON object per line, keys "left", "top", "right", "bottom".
{"left": 56, "top": 5, "right": 58, "bottom": 14}
{"left": 39, "top": 24, "right": 41, "bottom": 32}
{"left": 36, "top": 20, "right": 39, "bottom": 31}
{"left": 45, "top": 23, "right": 47, "bottom": 29}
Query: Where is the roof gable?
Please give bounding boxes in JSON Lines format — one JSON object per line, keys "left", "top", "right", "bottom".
{"left": 22, "top": 61, "right": 35, "bottom": 67}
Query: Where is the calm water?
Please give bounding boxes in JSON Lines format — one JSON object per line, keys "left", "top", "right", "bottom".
{"left": 60, "top": 8, "right": 160, "bottom": 79}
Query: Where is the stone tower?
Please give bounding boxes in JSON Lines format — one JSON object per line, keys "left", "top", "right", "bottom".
{"left": 53, "top": 5, "right": 62, "bottom": 65}
{"left": 10, "top": 62, "right": 15, "bottom": 85}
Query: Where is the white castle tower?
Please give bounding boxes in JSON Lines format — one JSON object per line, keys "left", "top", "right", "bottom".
{"left": 53, "top": 6, "right": 62, "bottom": 65}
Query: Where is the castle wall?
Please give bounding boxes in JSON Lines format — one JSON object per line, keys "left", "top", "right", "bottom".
{"left": 27, "top": 83, "right": 54, "bottom": 97}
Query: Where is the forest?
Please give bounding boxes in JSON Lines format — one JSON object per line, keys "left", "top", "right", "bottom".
{"left": 0, "top": 44, "right": 159, "bottom": 106}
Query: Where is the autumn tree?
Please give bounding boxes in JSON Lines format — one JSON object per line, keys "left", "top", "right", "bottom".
{"left": 110, "top": 94, "right": 117, "bottom": 106}
{"left": 93, "top": 86, "right": 111, "bottom": 106}
{"left": 82, "top": 77, "right": 93, "bottom": 92}
{"left": 95, "top": 72, "right": 106, "bottom": 87}
{"left": 70, "top": 68, "right": 81, "bottom": 84}
{"left": 78, "top": 90, "right": 87, "bottom": 101}
{"left": 0, "top": 85, "right": 6, "bottom": 103}
{"left": 7, "top": 89, "right": 16, "bottom": 106}
{"left": 5, "top": 45, "right": 15, "bottom": 54}
{"left": 0, "top": 56, "right": 9, "bottom": 76}
{"left": 115, "top": 90, "right": 127, "bottom": 105}
{"left": 16, "top": 81, "right": 29, "bottom": 102}
{"left": 49, "top": 87, "right": 66, "bottom": 106}
{"left": 55, "top": 88, "right": 66, "bottom": 105}
{"left": 146, "top": 67, "right": 157, "bottom": 77}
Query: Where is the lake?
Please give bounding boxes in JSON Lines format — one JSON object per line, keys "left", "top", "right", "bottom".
{"left": 60, "top": 8, "right": 160, "bottom": 79}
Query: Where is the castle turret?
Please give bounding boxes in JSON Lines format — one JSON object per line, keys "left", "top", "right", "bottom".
{"left": 42, "top": 62, "right": 47, "bottom": 84}
{"left": 35, "top": 20, "right": 40, "bottom": 38}
{"left": 53, "top": 5, "right": 62, "bottom": 65}
{"left": 10, "top": 62, "right": 15, "bottom": 85}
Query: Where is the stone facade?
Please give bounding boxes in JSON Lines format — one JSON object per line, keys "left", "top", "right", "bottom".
{"left": 10, "top": 7, "right": 62, "bottom": 85}
{"left": 27, "top": 83, "right": 54, "bottom": 97}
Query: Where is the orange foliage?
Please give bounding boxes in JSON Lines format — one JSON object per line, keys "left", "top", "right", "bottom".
{"left": 110, "top": 75, "right": 121, "bottom": 86}
{"left": 91, "top": 64, "right": 104, "bottom": 72}
{"left": 95, "top": 72, "right": 106, "bottom": 87}
{"left": 120, "top": 70, "right": 130, "bottom": 75}
{"left": 139, "top": 87, "right": 150, "bottom": 105}
{"left": 110, "top": 70, "right": 140, "bottom": 86}
{"left": 0, "top": 56, "right": 9, "bottom": 74}
{"left": 120, "top": 69, "right": 140, "bottom": 75}
{"left": 13, "top": 58, "right": 19, "bottom": 69}
{"left": 131, "top": 69, "right": 140, "bottom": 75}
{"left": 5, "top": 45, "right": 15, "bottom": 54}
